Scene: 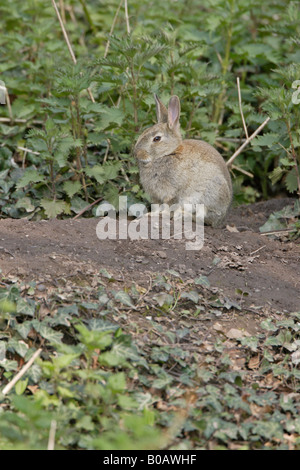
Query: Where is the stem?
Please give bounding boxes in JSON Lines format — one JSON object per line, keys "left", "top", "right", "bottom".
{"left": 50, "top": 159, "right": 56, "bottom": 199}
{"left": 186, "top": 97, "right": 203, "bottom": 138}
{"left": 212, "top": 1, "right": 235, "bottom": 124}
{"left": 78, "top": 0, "right": 96, "bottom": 33}
{"left": 286, "top": 119, "right": 300, "bottom": 197}
{"left": 72, "top": 96, "right": 89, "bottom": 201}
{"left": 128, "top": 61, "right": 138, "bottom": 128}
{"left": 170, "top": 49, "right": 175, "bottom": 95}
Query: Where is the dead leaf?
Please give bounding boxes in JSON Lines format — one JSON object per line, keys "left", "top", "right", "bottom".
{"left": 250, "top": 403, "right": 273, "bottom": 418}
{"left": 248, "top": 355, "right": 260, "bottom": 369}
{"left": 226, "top": 224, "right": 239, "bottom": 233}
{"left": 27, "top": 385, "right": 39, "bottom": 394}
{"left": 213, "top": 322, "right": 224, "bottom": 333}
{"left": 226, "top": 328, "right": 251, "bottom": 339}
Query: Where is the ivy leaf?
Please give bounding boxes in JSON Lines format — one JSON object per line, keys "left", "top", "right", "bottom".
{"left": 259, "top": 213, "right": 286, "bottom": 232}
{"left": 194, "top": 275, "right": 210, "bottom": 288}
{"left": 7, "top": 338, "right": 29, "bottom": 357}
{"left": 16, "top": 298, "right": 35, "bottom": 317}
{"left": 99, "top": 340, "right": 143, "bottom": 367}
{"left": 181, "top": 290, "right": 199, "bottom": 303}
{"left": 15, "top": 322, "right": 32, "bottom": 340}
{"left": 113, "top": 290, "right": 135, "bottom": 308}
{"left": 153, "top": 292, "right": 173, "bottom": 307}
{"left": 31, "top": 320, "right": 63, "bottom": 345}
{"left": 0, "top": 341, "right": 6, "bottom": 361}
{"left": 107, "top": 372, "right": 126, "bottom": 393}
{"left": 15, "top": 197, "right": 35, "bottom": 213}
{"left": 15, "top": 379, "right": 28, "bottom": 396}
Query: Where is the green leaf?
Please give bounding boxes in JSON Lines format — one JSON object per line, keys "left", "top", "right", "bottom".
{"left": 85, "top": 165, "right": 106, "bottom": 184}
{"left": 259, "top": 213, "right": 286, "bottom": 233}
{"left": 40, "top": 198, "right": 69, "bottom": 218}
{"left": 75, "top": 324, "right": 113, "bottom": 351}
{"left": 153, "top": 292, "right": 173, "bottom": 307}
{"left": 113, "top": 290, "right": 135, "bottom": 308}
{"left": 15, "top": 197, "right": 35, "bottom": 213}
{"left": 97, "top": 107, "right": 124, "bottom": 129}
{"left": 181, "top": 290, "right": 199, "bottom": 303}
{"left": 285, "top": 168, "right": 299, "bottom": 193}
{"left": 16, "top": 298, "right": 35, "bottom": 317}
{"left": 8, "top": 338, "right": 29, "bottom": 358}
{"left": 16, "top": 169, "right": 45, "bottom": 189}
{"left": 194, "top": 275, "right": 210, "bottom": 288}
{"left": 0, "top": 299, "right": 16, "bottom": 313}
{"left": 251, "top": 132, "right": 278, "bottom": 148}
{"left": 63, "top": 180, "right": 82, "bottom": 198}
{"left": 107, "top": 372, "right": 126, "bottom": 393}
{"left": 85, "top": 162, "right": 121, "bottom": 184}
{"left": 31, "top": 320, "right": 63, "bottom": 345}
{"left": 269, "top": 167, "right": 285, "bottom": 185}
{"left": 261, "top": 319, "right": 278, "bottom": 332}
{"left": 15, "top": 379, "right": 28, "bottom": 395}
{"left": 56, "top": 137, "right": 83, "bottom": 167}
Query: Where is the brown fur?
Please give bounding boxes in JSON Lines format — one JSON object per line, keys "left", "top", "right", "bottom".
{"left": 134, "top": 95, "right": 232, "bottom": 227}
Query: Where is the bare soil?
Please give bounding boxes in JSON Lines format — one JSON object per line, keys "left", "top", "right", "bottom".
{"left": 0, "top": 198, "right": 299, "bottom": 332}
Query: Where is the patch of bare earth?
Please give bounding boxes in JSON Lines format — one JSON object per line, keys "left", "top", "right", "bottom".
{"left": 0, "top": 198, "right": 299, "bottom": 341}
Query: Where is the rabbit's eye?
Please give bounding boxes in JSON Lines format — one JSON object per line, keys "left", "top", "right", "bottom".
{"left": 153, "top": 136, "right": 161, "bottom": 142}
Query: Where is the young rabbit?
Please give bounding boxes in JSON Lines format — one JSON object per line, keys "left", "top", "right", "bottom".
{"left": 134, "top": 94, "right": 232, "bottom": 227}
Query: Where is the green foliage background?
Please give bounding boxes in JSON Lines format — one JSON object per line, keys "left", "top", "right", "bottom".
{"left": 1, "top": 0, "right": 300, "bottom": 220}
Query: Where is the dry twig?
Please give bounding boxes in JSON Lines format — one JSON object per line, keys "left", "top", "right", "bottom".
{"left": 124, "top": 0, "right": 131, "bottom": 34}
{"left": 51, "top": 0, "right": 95, "bottom": 103}
{"left": 227, "top": 116, "right": 270, "bottom": 167}
{"left": 72, "top": 197, "right": 103, "bottom": 220}
{"left": 2, "top": 348, "right": 42, "bottom": 396}
{"left": 104, "top": 0, "right": 124, "bottom": 58}
{"left": 47, "top": 420, "right": 57, "bottom": 450}
{"left": 226, "top": 77, "right": 270, "bottom": 168}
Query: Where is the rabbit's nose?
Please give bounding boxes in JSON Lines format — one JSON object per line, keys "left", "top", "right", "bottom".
{"left": 135, "top": 149, "right": 151, "bottom": 163}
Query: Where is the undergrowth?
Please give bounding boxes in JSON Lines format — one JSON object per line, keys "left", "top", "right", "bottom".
{"left": 0, "top": 270, "right": 300, "bottom": 450}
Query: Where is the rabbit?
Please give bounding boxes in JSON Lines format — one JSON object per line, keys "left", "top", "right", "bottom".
{"left": 133, "top": 94, "right": 232, "bottom": 227}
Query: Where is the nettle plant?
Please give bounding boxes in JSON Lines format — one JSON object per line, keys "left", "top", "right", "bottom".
{"left": 13, "top": 62, "right": 128, "bottom": 218}
{"left": 256, "top": 64, "right": 300, "bottom": 198}
{"left": 1, "top": 0, "right": 300, "bottom": 221}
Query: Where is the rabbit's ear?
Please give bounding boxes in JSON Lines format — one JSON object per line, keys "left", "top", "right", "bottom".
{"left": 154, "top": 94, "right": 168, "bottom": 123}
{"left": 168, "top": 96, "right": 180, "bottom": 130}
